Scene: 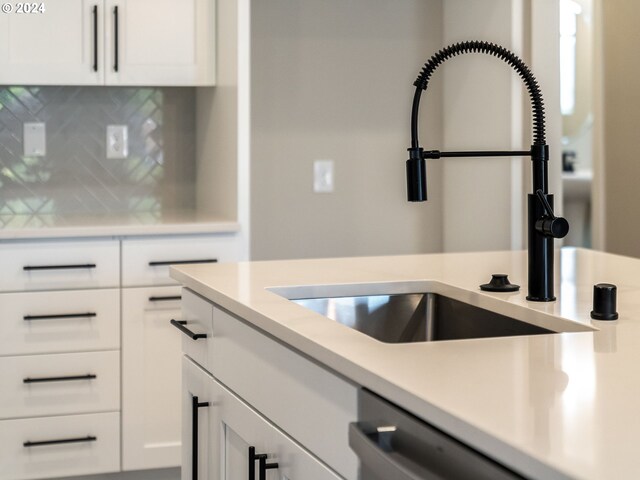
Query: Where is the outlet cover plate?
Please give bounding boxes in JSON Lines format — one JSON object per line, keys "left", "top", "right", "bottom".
{"left": 107, "top": 125, "right": 129, "bottom": 159}
{"left": 23, "top": 123, "right": 46, "bottom": 156}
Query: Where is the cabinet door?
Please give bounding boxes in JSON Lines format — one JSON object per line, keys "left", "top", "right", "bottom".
{"left": 0, "top": 0, "right": 103, "bottom": 85}
{"left": 122, "top": 286, "right": 183, "bottom": 471}
{"left": 182, "top": 356, "right": 215, "bottom": 480}
{"left": 104, "top": 0, "right": 215, "bottom": 85}
{"left": 210, "top": 372, "right": 343, "bottom": 480}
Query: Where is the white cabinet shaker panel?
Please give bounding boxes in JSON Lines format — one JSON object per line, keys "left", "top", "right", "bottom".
{"left": 214, "top": 374, "right": 343, "bottom": 480}
{"left": 122, "top": 285, "right": 183, "bottom": 470}
{"left": 0, "top": 0, "right": 104, "bottom": 85}
{"left": 104, "top": 0, "right": 215, "bottom": 85}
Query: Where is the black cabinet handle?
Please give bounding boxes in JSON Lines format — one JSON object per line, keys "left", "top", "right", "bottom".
{"left": 23, "top": 264, "right": 96, "bottom": 271}
{"left": 24, "top": 435, "right": 96, "bottom": 448}
{"left": 24, "top": 374, "right": 97, "bottom": 384}
{"left": 149, "top": 259, "right": 218, "bottom": 267}
{"left": 249, "top": 446, "right": 279, "bottom": 480}
{"left": 170, "top": 319, "right": 207, "bottom": 340}
{"left": 113, "top": 6, "right": 119, "bottom": 72}
{"left": 92, "top": 5, "right": 98, "bottom": 72}
{"left": 149, "top": 295, "right": 182, "bottom": 302}
{"left": 192, "top": 395, "right": 209, "bottom": 480}
{"left": 23, "top": 312, "right": 97, "bottom": 321}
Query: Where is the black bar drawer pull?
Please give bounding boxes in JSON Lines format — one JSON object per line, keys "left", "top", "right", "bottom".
{"left": 249, "top": 446, "right": 279, "bottom": 480}
{"left": 170, "top": 319, "right": 207, "bottom": 340}
{"left": 24, "top": 374, "right": 97, "bottom": 384}
{"left": 24, "top": 435, "right": 97, "bottom": 448}
{"left": 113, "top": 6, "right": 119, "bottom": 72}
{"left": 92, "top": 5, "right": 98, "bottom": 72}
{"left": 149, "top": 259, "right": 218, "bottom": 267}
{"left": 192, "top": 396, "right": 209, "bottom": 480}
{"left": 149, "top": 295, "right": 182, "bottom": 302}
{"left": 23, "top": 264, "right": 96, "bottom": 271}
{"left": 24, "top": 312, "right": 97, "bottom": 321}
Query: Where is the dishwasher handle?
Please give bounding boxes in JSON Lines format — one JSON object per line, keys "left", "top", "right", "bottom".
{"left": 349, "top": 422, "right": 439, "bottom": 480}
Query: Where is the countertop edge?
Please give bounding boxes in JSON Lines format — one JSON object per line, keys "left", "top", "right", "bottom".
{"left": 0, "top": 221, "right": 241, "bottom": 240}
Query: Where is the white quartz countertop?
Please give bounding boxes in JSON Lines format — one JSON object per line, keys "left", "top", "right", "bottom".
{"left": 171, "top": 248, "right": 640, "bottom": 480}
{"left": 0, "top": 211, "right": 240, "bottom": 239}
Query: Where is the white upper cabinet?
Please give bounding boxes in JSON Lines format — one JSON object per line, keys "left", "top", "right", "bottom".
{"left": 0, "top": 0, "right": 215, "bottom": 86}
{"left": 0, "top": 0, "right": 103, "bottom": 85}
{"left": 105, "top": 0, "right": 215, "bottom": 85}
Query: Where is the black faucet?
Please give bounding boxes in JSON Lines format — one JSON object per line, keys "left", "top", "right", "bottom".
{"left": 406, "top": 41, "right": 568, "bottom": 302}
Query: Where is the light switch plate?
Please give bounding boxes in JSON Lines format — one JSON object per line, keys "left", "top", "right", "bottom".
{"left": 23, "top": 123, "right": 46, "bottom": 156}
{"left": 314, "top": 159, "right": 335, "bottom": 193}
{"left": 107, "top": 125, "right": 129, "bottom": 159}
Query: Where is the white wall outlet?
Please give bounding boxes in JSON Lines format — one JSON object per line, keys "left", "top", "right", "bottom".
{"left": 23, "top": 123, "right": 46, "bottom": 156}
{"left": 313, "top": 159, "right": 334, "bottom": 193}
{"left": 107, "top": 125, "right": 129, "bottom": 159}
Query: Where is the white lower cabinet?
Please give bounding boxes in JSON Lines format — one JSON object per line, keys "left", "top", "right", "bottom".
{"left": 182, "top": 357, "right": 343, "bottom": 480}
{"left": 0, "top": 233, "right": 242, "bottom": 479}
{"left": 121, "top": 285, "right": 183, "bottom": 470}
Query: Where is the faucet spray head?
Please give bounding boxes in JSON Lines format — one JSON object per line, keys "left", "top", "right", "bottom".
{"left": 407, "top": 147, "right": 427, "bottom": 201}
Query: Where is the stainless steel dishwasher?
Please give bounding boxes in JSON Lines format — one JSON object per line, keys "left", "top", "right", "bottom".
{"left": 349, "top": 389, "right": 526, "bottom": 480}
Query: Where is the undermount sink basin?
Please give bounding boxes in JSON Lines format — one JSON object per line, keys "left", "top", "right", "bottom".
{"left": 291, "top": 293, "right": 553, "bottom": 343}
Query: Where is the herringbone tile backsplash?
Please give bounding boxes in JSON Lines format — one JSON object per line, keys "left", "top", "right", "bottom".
{"left": 0, "top": 86, "right": 196, "bottom": 224}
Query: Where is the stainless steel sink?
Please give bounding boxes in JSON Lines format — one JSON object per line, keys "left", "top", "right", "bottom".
{"left": 292, "top": 293, "right": 553, "bottom": 343}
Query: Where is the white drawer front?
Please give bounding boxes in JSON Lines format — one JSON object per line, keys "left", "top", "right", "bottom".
{"left": 178, "top": 289, "right": 213, "bottom": 371}
{"left": 0, "top": 239, "right": 119, "bottom": 292}
{"left": 0, "top": 351, "right": 120, "bottom": 420}
{"left": 122, "top": 234, "right": 239, "bottom": 287}
{"left": 211, "top": 307, "right": 359, "bottom": 480}
{"left": 0, "top": 412, "right": 120, "bottom": 480}
{"left": 0, "top": 289, "right": 120, "bottom": 356}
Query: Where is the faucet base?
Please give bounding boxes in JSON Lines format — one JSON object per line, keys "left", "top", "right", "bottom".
{"left": 526, "top": 295, "right": 556, "bottom": 302}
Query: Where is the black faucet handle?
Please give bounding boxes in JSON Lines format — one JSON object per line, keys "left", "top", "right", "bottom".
{"left": 536, "top": 216, "right": 569, "bottom": 238}
{"left": 534, "top": 190, "right": 569, "bottom": 238}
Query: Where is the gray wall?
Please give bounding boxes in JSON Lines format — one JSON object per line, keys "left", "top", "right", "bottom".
{"left": 250, "top": 0, "right": 444, "bottom": 260}
{"left": 603, "top": 0, "right": 640, "bottom": 257}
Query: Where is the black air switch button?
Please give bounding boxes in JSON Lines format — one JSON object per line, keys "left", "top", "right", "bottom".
{"left": 480, "top": 274, "right": 520, "bottom": 292}
{"left": 591, "top": 283, "right": 619, "bottom": 320}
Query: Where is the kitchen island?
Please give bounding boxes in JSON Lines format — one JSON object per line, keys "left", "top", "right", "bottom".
{"left": 171, "top": 248, "right": 640, "bottom": 480}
